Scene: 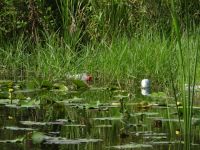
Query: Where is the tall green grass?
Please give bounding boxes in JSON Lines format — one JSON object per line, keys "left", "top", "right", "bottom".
{"left": 32, "top": 32, "right": 76, "bottom": 81}
{"left": 0, "top": 35, "right": 29, "bottom": 80}
{"left": 0, "top": 29, "right": 199, "bottom": 86}
{"left": 170, "top": 0, "right": 199, "bottom": 149}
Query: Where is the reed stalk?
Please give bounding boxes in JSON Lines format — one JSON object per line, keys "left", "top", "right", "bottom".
{"left": 170, "top": 0, "right": 199, "bottom": 149}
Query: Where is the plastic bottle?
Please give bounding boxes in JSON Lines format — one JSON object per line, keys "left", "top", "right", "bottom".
{"left": 66, "top": 73, "right": 92, "bottom": 82}
{"left": 141, "top": 79, "right": 150, "bottom": 96}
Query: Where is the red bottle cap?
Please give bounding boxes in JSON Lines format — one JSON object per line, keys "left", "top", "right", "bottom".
{"left": 86, "top": 75, "right": 92, "bottom": 81}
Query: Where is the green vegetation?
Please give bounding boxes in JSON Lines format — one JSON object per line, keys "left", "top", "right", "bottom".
{"left": 170, "top": 0, "right": 199, "bottom": 149}
{"left": 0, "top": 1, "right": 200, "bottom": 149}
{"left": 0, "top": 0, "right": 199, "bottom": 83}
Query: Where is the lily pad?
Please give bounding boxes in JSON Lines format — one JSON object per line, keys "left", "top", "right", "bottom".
{"left": 150, "top": 92, "right": 168, "bottom": 99}
{"left": 109, "top": 143, "right": 153, "bottom": 149}
{"left": 14, "top": 89, "right": 43, "bottom": 94}
{"left": 134, "top": 112, "right": 159, "bottom": 116}
{"left": 56, "top": 119, "right": 74, "bottom": 123}
{"left": 52, "top": 83, "right": 68, "bottom": 92}
{"left": 20, "top": 121, "right": 46, "bottom": 126}
{"left": 113, "top": 94, "right": 129, "bottom": 99}
{"left": 131, "top": 131, "right": 167, "bottom": 137}
{"left": 92, "top": 117, "right": 122, "bottom": 121}
{"left": 32, "top": 132, "right": 46, "bottom": 144}
{"left": 0, "top": 137, "right": 25, "bottom": 143}
{"left": 18, "top": 99, "right": 40, "bottom": 108}
{"left": 5, "top": 104, "right": 21, "bottom": 109}
{"left": 72, "top": 79, "right": 89, "bottom": 89}
{"left": 95, "top": 125, "right": 112, "bottom": 128}
{"left": 0, "top": 99, "right": 10, "bottom": 105}
{"left": 149, "top": 140, "right": 181, "bottom": 145}
{"left": 2, "top": 126, "right": 36, "bottom": 131}
{"left": 20, "top": 119, "right": 72, "bottom": 126}
{"left": 89, "top": 87, "right": 108, "bottom": 91}
{"left": 57, "top": 97, "right": 83, "bottom": 104}
{"left": 44, "top": 137, "right": 103, "bottom": 145}
{"left": 64, "top": 124, "right": 86, "bottom": 127}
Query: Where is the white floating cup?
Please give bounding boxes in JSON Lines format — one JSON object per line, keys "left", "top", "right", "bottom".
{"left": 141, "top": 79, "right": 150, "bottom": 96}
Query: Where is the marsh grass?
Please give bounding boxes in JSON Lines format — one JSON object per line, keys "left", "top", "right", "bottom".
{"left": 0, "top": 35, "right": 29, "bottom": 80}
{"left": 1, "top": 28, "right": 199, "bottom": 87}
{"left": 80, "top": 33, "right": 173, "bottom": 86}
{"left": 33, "top": 32, "right": 76, "bottom": 81}
{"left": 170, "top": 0, "right": 199, "bottom": 149}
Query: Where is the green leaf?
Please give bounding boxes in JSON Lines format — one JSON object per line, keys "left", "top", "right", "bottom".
{"left": 32, "top": 132, "right": 46, "bottom": 144}
{"left": 0, "top": 137, "right": 25, "bottom": 143}
{"left": 72, "top": 80, "right": 89, "bottom": 89}
{"left": 53, "top": 83, "right": 68, "bottom": 91}
{"left": 18, "top": 98, "right": 40, "bottom": 108}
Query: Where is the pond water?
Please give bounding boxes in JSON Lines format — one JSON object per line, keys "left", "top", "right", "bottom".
{"left": 0, "top": 80, "right": 200, "bottom": 150}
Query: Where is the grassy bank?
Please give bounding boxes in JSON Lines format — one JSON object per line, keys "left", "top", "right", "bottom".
{"left": 0, "top": 29, "right": 199, "bottom": 88}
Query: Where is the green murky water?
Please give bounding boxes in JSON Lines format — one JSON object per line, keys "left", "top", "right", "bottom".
{"left": 0, "top": 80, "right": 200, "bottom": 150}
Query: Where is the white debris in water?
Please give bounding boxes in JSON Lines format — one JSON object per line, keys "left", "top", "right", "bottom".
{"left": 185, "top": 84, "right": 200, "bottom": 91}
{"left": 141, "top": 79, "right": 150, "bottom": 88}
{"left": 141, "top": 79, "right": 150, "bottom": 96}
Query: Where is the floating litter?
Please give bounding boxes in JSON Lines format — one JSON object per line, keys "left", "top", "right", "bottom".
{"left": 141, "top": 79, "right": 150, "bottom": 96}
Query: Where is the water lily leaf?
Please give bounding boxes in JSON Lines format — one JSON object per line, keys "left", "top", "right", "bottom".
{"left": 56, "top": 119, "right": 73, "bottom": 123}
{"left": 20, "top": 120, "right": 71, "bottom": 126}
{"left": 0, "top": 80, "right": 13, "bottom": 84}
{"left": 147, "top": 117, "right": 184, "bottom": 123}
{"left": 0, "top": 99, "right": 10, "bottom": 105}
{"left": 149, "top": 141, "right": 181, "bottom": 145}
{"left": 53, "top": 83, "right": 68, "bottom": 91}
{"left": 131, "top": 131, "right": 167, "bottom": 136}
{"left": 137, "top": 101, "right": 151, "bottom": 108}
{"left": 95, "top": 125, "right": 112, "bottom": 128}
{"left": 0, "top": 137, "right": 25, "bottom": 143}
{"left": 18, "top": 99, "right": 40, "bottom": 108}
{"left": 44, "top": 137, "right": 102, "bottom": 145}
{"left": 143, "top": 136, "right": 167, "bottom": 140}
{"left": 150, "top": 92, "right": 168, "bottom": 99}
{"left": 110, "top": 143, "right": 153, "bottom": 149}
{"left": 113, "top": 94, "right": 129, "bottom": 99}
{"left": 20, "top": 121, "right": 46, "bottom": 126}
{"left": 2, "top": 126, "right": 36, "bottom": 131}
{"left": 89, "top": 87, "right": 107, "bottom": 91}
{"left": 32, "top": 132, "right": 46, "bottom": 144}
{"left": 64, "top": 124, "right": 86, "bottom": 127}
{"left": 22, "top": 81, "right": 38, "bottom": 89}
{"left": 68, "top": 96, "right": 83, "bottom": 102}
{"left": 5, "top": 104, "right": 21, "bottom": 109}
{"left": 72, "top": 79, "right": 89, "bottom": 89}
{"left": 92, "top": 117, "right": 122, "bottom": 121}
{"left": 58, "top": 97, "right": 83, "bottom": 104}
{"left": 193, "top": 119, "right": 200, "bottom": 126}
{"left": 134, "top": 112, "right": 159, "bottom": 116}
{"left": 14, "top": 89, "right": 43, "bottom": 94}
